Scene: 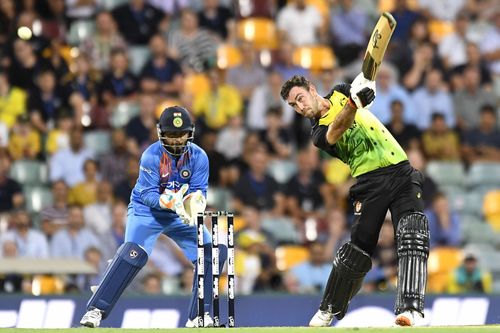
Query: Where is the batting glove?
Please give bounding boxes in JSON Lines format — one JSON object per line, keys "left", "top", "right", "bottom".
{"left": 350, "top": 73, "right": 376, "bottom": 109}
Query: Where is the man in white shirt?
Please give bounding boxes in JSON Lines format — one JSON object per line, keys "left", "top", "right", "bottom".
{"left": 276, "top": 0, "right": 325, "bottom": 46}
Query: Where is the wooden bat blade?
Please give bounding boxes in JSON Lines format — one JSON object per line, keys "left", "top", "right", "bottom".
{"left": 362, "top": 12, "right": 397, "bottom": 80}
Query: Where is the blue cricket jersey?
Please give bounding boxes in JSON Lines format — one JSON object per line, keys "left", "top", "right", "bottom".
{"left": 129, "top": 141, "right": 209, "bottom": 218}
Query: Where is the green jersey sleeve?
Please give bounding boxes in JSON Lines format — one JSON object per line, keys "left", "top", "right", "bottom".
{"left": 311, "top": 85, "right": 407, "bottom": 177}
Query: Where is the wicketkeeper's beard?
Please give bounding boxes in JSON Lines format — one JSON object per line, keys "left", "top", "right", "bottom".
{"left": 161, "top": 140, "right": 190, "bottom": 156}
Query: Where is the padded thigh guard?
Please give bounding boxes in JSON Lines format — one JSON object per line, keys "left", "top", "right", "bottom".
{"left": 395, "top": 213, "right": 429, "bottom": 316}
{"left": 87, "top": 242, "right": 148, "bottom": 319}
{"left": 320, "top": 242, "right": 372, "bottom": 320}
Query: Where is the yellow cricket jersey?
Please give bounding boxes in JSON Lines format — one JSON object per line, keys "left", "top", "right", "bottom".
{"left": 311, "top": 84, "right": 407, "bottom": 177}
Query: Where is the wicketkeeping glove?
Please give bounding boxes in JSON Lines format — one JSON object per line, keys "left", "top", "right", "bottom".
{"left": 350, "top": 73, "right": 376, "bottom": 109}
{"left": 159, "top": 184, "right": 190, "bottom": 224}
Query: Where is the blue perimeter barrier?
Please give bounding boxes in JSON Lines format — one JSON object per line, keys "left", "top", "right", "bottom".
{"left": 0, "top": 293, "right": 498, "bottom": 328}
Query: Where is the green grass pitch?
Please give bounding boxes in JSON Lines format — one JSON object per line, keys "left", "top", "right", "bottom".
{"left": 1, "top": 327, "right": 500, "bottom": 333}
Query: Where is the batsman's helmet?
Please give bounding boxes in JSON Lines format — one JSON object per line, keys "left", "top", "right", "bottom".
{"left": 157, "top": 106, "right": 195, "bottom": 156}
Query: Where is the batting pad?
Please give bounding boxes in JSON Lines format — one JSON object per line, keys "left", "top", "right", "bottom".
{"left": 395, "top": 212, "right": 429, "bottom": 316}
{"left": 86, "top": 242, "right": 148, "bottom": 318}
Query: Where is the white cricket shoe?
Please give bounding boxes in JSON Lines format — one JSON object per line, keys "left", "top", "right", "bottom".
{"left": 309, "top": 309, "right": 334, "bottom": 327}
{"left": 80, "top": 308, "right": 103, "bottom": 328}
{"left": 395, "top": 310, "right": 416, "bottom": 327}
{"left": 185, "top": 312, "right": 214, "bottom": 327}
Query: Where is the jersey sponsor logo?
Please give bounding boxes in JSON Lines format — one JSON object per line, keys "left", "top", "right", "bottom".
{"left": 354, "top": 201, "right": 362, "bottom": 215}
{"left": 140, "top": 165, "right": 152, "bottom": 174}
{"left": 180, "top": 169, "right": 191, "bottom": 179}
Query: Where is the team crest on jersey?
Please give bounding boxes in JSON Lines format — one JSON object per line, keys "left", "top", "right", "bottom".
{"left": 173, "top": 117, "right": 183, "bottom": 128}
{"left": 180, "top": 169, "right": 191, "bottom": 179}
{"left": 354, "top": 201, "right": 362, "bottom": 215}
{"left": 130, "top": 250, "right": 138, "bottom": 258}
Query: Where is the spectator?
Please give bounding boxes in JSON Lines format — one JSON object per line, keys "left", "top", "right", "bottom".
{"left": 226, "top": 41, "right": 267, "bottom": 106}
{"left": 288, "top": 241, "right": 331, "bottom": 293}
{"left": 370, "top": 64, "right": 415, "bottom": 125}
{"left": 421, "top": 113, "right": 460, "bottom": 161}
{"left": 113, "top": 156, "right": 139, "bottom": 204}
{"left": 0, "top": 0, "right": 17, "bottom": 47}
{"left": 141, "top": 272, "right": 163, "bottom": 294}
{"left": 0, "top": 240, "right": 27, "bottom": 293}
{"left": 406, "top": 148, "right": 438, "bottom": 208}
{"left": 385, "top": 100, "right": 421, "bottom": 150}
{"left": 402, "top": 42, "right": 445, "bottom": 91}
{"left": 0, "top": 210, "right": 49, "bottom": 258}
{"left": 197, "top": 0, "right": 235, "bottom": 41}
{"left": 425, "top": 192, "right": 461, "bottom": 249}
{"left": 149, "top": 0, "right": 189, "bottom": 16}
{"left": 447, "top": 249, "right": 492, "bottom": 294}
{"left": 49, "top": 205, "right": 100, "bottom": 259}
{"left": 7, "top": 38, "right": 50, "bottom": 90}
{"left": 8, "top": 113, "right": 40, "bottom": 160}
{"left": 98, "top": 200, "right": 127, "bottom": 261}
{"left": 273, "top": 41, "right": 309, "bottom": 81}
{"left": 45, "top": 111, "right": 73, "bottom": 156}
{"left": 259, "top": 107, "right": 292, "bottom": 160}
{"left": 0, "top": 69, "right": 27, "bottom": 129}
{"left": 167, "top": 9, "right": 217, "bottom": 73}
{"left": 111, "top": 0, "right": 164, "bottom": 45}
{"left": 68, "top": 159, "right": 100, "bottom": 206}
{"left": 192, "top": 68, "right": 242, "bottom": 130}
{"left": 65, "top": 0, "right": 97, "bottom": 23}
{"left": 247, "top": 70, "right": 294, "bottom": 131}
{"left": 462, "top": 105, "right": 500, "bottom": 163}
{"left": 411, "top": 68, "right": 454, "bottom": 130}
{"left": 215, "top": 114, "right": 246, "bottom": 163}
{"left": 49, "top": 128, "right": 94, "bottom": 186}
{"left": 329, "top": 0, "right": 368, "bottom": 66}
{"left": 198, "top": 129, "right": 228, "bottom": 187}
{"left": 479, "top": 9, "right": 500, "bottom": 76}
{"left": 125, "top": 93, "right": 156, "bottom": 155}
{"left": 79, "top": 246, "right": 105, "bottom": 292}
{"left": 391, "top": 0, "right": 422, "bottom": 42}
{"left": 83, "top": 181, "right": 114, "bottom": 236}
{"left": 437, "top": 11, "right": 472, "bottom": 69}
{"left": 0, "top": 151, "right": 24, "bottom": 213}
{"left": 99, "top": 128, "right": 130, "bottom": 186}
{"left": 276, "top": 0, "right": 325, "bottom": 46}
{"left": 232, "top": 147, "right": 285, "bottom": 215}
{"left": 40, "top": 180, "right": 69, "bottom": 240}
{"left": 140, "top": 34, "right": 183, "bottom": 98}
{"left": 80, "top": 11, "right": 127, "bottom": 71}
{"left": 98, "top": 48, "right": 138, "bottom": 112}
{"left": 453, "top": 66, "right": 496, "bottom": 132}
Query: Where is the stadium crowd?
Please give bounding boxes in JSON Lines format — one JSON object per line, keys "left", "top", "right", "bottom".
{"left": 0, "top": 0, "right": 499, "bottom": 297}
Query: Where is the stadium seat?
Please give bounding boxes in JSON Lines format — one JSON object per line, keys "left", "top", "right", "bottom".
{"left": 275, "top": 245, "right": 310, "bottom": 271}
{"left": 483, "top": 190, "right": 500, "bottom": 231}
{"left": 31, "top": 274, "right": 65, "bottom": 295}
{"left": 10, "top": 160, "right": 49, "bottom": 186}
{"left": 184, "top": 72, "right": 210, "bottom": 98}
{"left": 427, "top": 247, "right": 462, "bottom": 293}
{"left": 207, "top": 187, "right": 232, "bottom": 212}
{"left": 128, "top": 46, "right": 151, "bottom": 75}
{"left": 236, "top": 18, "right": 279, "bottom": 50}
{"left": 83, "top": 130, "right": 112, "bottom": 156}
{"left": 261, "top": 216, "right": 300, "bottom": 245}
{"left": 67, "top": 20, "right": 96, "bottom": 46}
{"left": 267, "top": 159, "right": 297, "bottom": 184}
{"left": 100, "top": 0, "right": 128, "bottom": 10}
{"left": 217, "top": 44, "right": 242, "bottom": 69}
{"left": 24, "top": 186, "right": 53, "bottom": 213}
{"left": 292, "top": 45, "right": 336, "bottom": 72}
{"left": 155, "top": 98, "right": 181, "bottom": 119}
{"left": 110, "top": 101, "right": 140, "bottom": 128}
{"left": 425, "top": 161, "right": 466, "bottom": 188}
{"left": 460, "top": 191, "right": 485, "bottom": 216}
{"left": 428, "top": 20, "right": 455, "bottom": 44}
{"left": 467, "top": 162, "right": 500, "bottom": 188}
{"left": 460, "top": 216, "right": 498, "bottom": 246}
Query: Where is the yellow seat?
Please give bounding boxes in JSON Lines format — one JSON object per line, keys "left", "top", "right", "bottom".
{"left": 217, "top": 44, "right": 242, "bottom": 69}
{"left": 484, "top": 190, "right": 500, "bottom": 231}
{"left": 31, "top": 275, "right": 65, "bottom": 295}
{"left": 237, "top": 18, "right": 279, "bottom": 50}
{"left": 275, "top": 245, "right": 310, "bottom": 271}
{"left": 427, "top": 247, "right": 462, "bottom": 293}
{"left": 292, "top": 45, "right": 336, "bottom": 72}
{"left": 428, "top": 20, "right": 454, "bottom": 43}
{"left": 155, "top": 98, "right": 181, "bottom": 119}
{"left": 184, "top": 73, "right": 210, "bottom": 98}
{"left": 378, "top": 0, "right": 419, "bottom": 11}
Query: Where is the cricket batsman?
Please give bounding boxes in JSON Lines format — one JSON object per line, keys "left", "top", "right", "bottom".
{"left": 80, "top": 106, "right": 227, "bottom": 328}
{"left": 280, "top": 73, "right": 429, "bottom": 327}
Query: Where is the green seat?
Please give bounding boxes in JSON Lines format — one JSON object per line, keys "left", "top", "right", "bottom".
{"left": 467, "top": 162, "right": 500, "bottom": 188}
{"left": 110, "top": 101, "right": 140, "bottom": 128}
{"left": 67, "top": 20, "right": 96, "bottom": 46}
{"left": 267, "top": 159, "right": 297, "bottom": 184}
{"left": 100, "top": 0, "right": 128, "bottom": 9}
{"left": 23, "top": 186, "right": 53, "bottom": 213}
{"left": 84, "top": 130, "right": 112, "bottom": 156}
{"left": 10, "top": 160, "right": 49, "bottom": 186}
{"left": 460, "top": 192, "right": 485, "bottom": 216}
{"left": 128, "top": 46, "right": 151, "bottom": 75}
{"left": 207, "top": 187, "right": 231, "bottom": 211}
{"left": 426, "top": 161, "right": 466, "bottom": 187}
{"left": 261, "top": 217, "right": 300, "bottom": 245}
{"left": 460, "top": 216, "right": 496, "bottom": 245}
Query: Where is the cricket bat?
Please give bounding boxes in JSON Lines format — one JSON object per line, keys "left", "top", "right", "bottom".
{"left": 361, "top": 12, "right": 397, "bottom": 81}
